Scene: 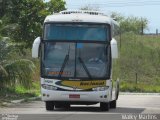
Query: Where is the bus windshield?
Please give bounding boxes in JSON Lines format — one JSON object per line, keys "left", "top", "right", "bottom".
{"left": 44, "top": 24, "right": 109, "bottom": 41}
{"left": 41, "top": 42, "right": 110, "bottom": 79}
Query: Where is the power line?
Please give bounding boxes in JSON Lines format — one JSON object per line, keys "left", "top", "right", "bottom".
{"left": 66, "top": 0, "right": 160, "bottom": 3}
{"left": 67, "top": 4, "right": 160, "bottom": 8}
{"left": 91, "top": 1, "right": 160, "bottom": 5}
{"left": 66, "top": 0, "right": 160, "bottom": 7}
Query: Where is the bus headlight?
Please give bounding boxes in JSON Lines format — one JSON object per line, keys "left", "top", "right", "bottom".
{"left": 92, "top": 86, "right": 109, "bottom": 91}
{"left": 42, "top": 84, "right": 57, "bottom": 90}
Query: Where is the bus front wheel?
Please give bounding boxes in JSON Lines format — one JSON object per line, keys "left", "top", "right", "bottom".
{"left": 110, "top": 100, "right": 116, "bottom": 108}
{"left": 45, "top": 101, "right": 54, "bottom": 111}
{"left": 100, "top": 102, "right": 110, "bottom": 111}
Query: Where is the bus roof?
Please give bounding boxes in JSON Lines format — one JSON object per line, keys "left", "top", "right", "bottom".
{"left": 44, "top": 10, "right": 118, "bottom": 25}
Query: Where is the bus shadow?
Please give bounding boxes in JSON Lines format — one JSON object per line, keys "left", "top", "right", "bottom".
{"left": 54, "top": 107, "right": 145, "bottom": 113}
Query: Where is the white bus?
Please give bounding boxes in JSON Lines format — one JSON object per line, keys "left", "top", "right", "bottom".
{"left": 32, "top": 10, "right": 120, "bottom": 111}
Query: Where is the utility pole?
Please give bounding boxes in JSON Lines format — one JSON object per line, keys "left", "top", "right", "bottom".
{"left": 141, "top": 18, "right": 144, "bottom": 35}
{"left": 141, "top": 21, "right": 144, "bottom": 35}
{"left": 120, "top": 26, "right": 122, "bottom": 49}
{"left": 156, "top": 29, "right": 158, "bottom": 35}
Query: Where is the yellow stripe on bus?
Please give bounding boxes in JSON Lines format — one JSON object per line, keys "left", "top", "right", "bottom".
{"left": 61, "top": 80, "right": 106, "bottom": 90}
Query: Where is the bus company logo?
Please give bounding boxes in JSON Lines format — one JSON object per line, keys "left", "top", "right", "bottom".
{"left": 80, "top": 81, "right": 105, "bottom": 86}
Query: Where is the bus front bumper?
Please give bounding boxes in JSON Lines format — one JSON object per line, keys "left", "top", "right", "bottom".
{"left": 41, "top": 88, "right": 110, "bottom": 103}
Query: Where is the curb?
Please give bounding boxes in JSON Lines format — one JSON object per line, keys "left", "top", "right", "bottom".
{"left": 2, "top": 96, "right": 41, "bottom": 106}
{"left": 120, "top": 92, "right": 160, "bottom": 95}
{"left": 11, "top": 96, "right": 41, "bottom": 104}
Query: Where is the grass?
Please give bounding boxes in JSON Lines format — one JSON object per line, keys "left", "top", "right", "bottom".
{"left": 0, "top": 81, "right": 40, "bottom": 106}
{"left": 120, "top": 81, "right": 160, "bottom": 93}
{"left": 117, "top": 32, "right": 160, "bottom": 92}
{"left": 0, "top": 59, "right": 40, "bottom": 107}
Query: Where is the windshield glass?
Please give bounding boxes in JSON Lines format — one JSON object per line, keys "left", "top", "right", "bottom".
{"left": 44, "top": 24, "right": 109, "bottom": 41}
{"left": 41, "top": 42, "right": 110, "bottom": 79}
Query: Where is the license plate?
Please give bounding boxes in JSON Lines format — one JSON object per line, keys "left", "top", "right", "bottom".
{"left": 69, "top": 94, "right": 80, "bottom": 98}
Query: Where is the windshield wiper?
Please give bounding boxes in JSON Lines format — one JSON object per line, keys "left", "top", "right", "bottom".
{"left": 58, "top": 45, "right": 70, "bottom": 78}
{"left": 78, "top": 57, "right": 92, "bottom": 79}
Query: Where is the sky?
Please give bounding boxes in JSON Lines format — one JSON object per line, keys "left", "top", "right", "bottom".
{"left": 46, "top": 0, "right": 160, "bottom": 33}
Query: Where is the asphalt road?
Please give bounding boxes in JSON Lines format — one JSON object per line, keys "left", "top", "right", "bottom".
{"left": 0, "top": 94, "right": 160, "bottom": 120}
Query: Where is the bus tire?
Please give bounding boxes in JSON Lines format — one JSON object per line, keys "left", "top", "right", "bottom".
{"left": 100, "top": 102, "right": 109, "bottom": 111}
{"left": 110, "top": 100, "right": 116, "bottom": 108}
{"left": 45, "top": 101, "right": 54, "bottom": 111}
{"left": 64, "top": 104, "right": 70, "bottom": 109}
{"left": 55, "top": 103, "right": 70, "bottom": 109}
{"left": 115, "top": 79, "right": 120, "bottom": 100}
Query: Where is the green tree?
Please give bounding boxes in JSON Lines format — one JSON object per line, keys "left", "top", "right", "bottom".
{"left": 110, "top": 12, "right": 124, "bottom": 21}
{"left": 46, "top": 0, "right": 66, "bottom": 14}
{"left": 0, "top": 0, "right": 12, "bottom": 17}
{"left": 110, "top": 12, "right": 148, "bottom": 34}
{"left": 120, "top": 16, "right": 148, "bottom": 34}
{"left": 1, "top": 0, "right": 66, "bottom": 48}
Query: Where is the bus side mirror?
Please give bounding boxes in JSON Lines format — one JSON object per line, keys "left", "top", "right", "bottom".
{"left": 32, "top": 37, "right": 41, "bottom": 58}
{"left": 111, "top": 38, "right": 118, "bottom": 59}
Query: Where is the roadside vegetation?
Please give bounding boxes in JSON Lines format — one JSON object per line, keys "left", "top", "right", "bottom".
{"left": 120, "top": 33, "right": 160, "bottom": 92}
{"left": 0, "top": 82, "right": 40, "bottom": 106}
{"left": 109, "top": 12, "right": 160, "bottom": 92}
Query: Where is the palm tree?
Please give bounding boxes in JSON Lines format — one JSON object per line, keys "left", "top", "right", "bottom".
{"left": 0, "top": 20, "right": 35, "bottom": 89}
